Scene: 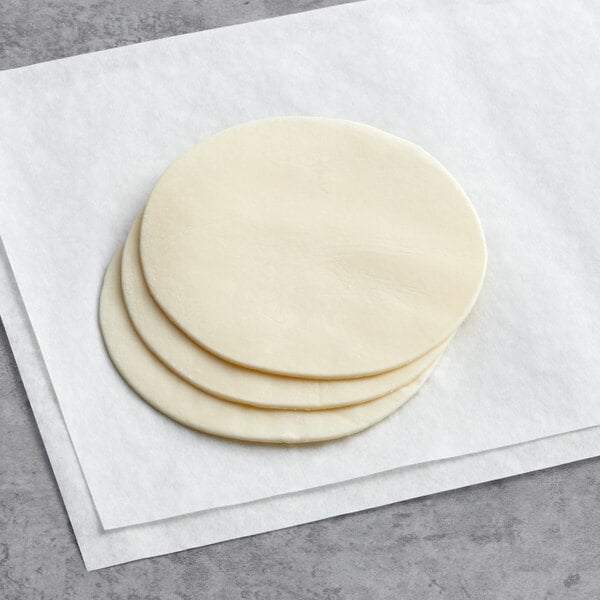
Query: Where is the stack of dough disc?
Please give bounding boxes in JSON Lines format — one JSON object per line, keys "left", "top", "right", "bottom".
{"left": 99, "top": 117, "right": 486, "bottom": 444}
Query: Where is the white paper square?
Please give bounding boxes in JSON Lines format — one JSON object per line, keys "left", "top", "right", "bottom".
{"left": 1, "top": 0, "right": 599, "bottom": 531}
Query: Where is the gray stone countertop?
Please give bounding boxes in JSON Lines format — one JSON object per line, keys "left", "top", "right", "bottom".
{"left": 1, "top": 2, "right": 599, "bottom": 598}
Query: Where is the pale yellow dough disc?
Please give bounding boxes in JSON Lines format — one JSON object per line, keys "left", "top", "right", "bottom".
{"left": 122, "top": 216, "right": 448, "bottom": 410}
{"left": 101, "top": 249, "right": 437, "bottom": 444}
{"left": 140, "top": 117, "right": 486, "bottom": 379}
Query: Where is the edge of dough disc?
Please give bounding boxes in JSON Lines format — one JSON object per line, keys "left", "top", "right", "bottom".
{"left": 100, "top": 247, "right": 439, "bottom": 444}
{"left": 122, "top": 214, "right": 450, "bottom": 410}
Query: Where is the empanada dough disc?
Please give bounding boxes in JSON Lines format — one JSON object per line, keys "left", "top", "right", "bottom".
{"left": 141, "top": 117, "right": 486, "bottom": 378}
{"left": 122, "top": 216, "right": 448, "bottom": 410}
{"left": 101, "top": 250, "right": 436, "bottom": 443}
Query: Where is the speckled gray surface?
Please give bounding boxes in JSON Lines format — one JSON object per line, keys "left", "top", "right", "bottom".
{"left": 1, "top": 1, "right": 600, "bottom": 597}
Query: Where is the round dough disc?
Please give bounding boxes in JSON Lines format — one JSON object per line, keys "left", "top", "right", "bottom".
{"left": 101, "top": 249, "right": 437, "bottom": 444}
{"left": 123, "top": 215, "right": 449, "bottom": 410}
{"left": 141, "top": 117, "right": 486, "bottom": 378}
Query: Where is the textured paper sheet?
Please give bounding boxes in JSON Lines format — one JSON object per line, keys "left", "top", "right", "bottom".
{"left": 3, "top": 241, "right": 600, "bottom": 570}
{"left": 1, "top": 0, "right": 599, "bottom": 531}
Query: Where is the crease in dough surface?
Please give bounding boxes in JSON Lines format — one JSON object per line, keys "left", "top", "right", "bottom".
{"left": 140, "top": 117, "right": 486, "bottom": 379}
{"left": 101, "top": 248, "right": 439, "bottom": 444}
{"left": 122, "top": 215, "right": 449, "bottom": 410}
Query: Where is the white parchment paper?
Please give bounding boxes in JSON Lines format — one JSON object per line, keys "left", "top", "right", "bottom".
{"left": 1, "top": 0, "right": 599, "bottom": 530}
{"left": 3, "top": 241, "right": 600, "bottom": 570}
